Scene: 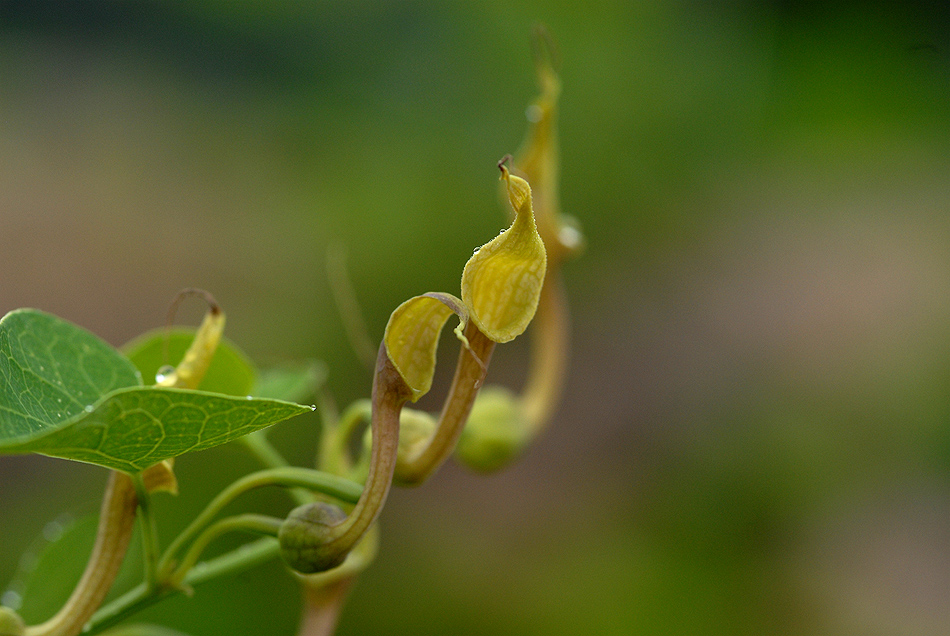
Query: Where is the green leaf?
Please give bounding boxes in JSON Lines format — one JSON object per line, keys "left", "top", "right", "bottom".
{"left": 0, "top": 309, "right": 143, "bottom": 441}
{"left": 0, "top": 387, "right": 312, "bottom": 473}
{"left": 12, "top": 514, "right": 143, "bottom": 625}
{"left": 253, "top": 360, "right": 327, "bottom": 402}
{"left": 1, "top": 309, "right": 312, "bottom": 472}
{"left": 121, "top": 328, "right": 256, "bottom": 397}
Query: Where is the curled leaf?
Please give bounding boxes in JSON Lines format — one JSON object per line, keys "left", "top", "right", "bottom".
{"left": 461, "top": 165, "right": 547, "bottom": 343}
{"left": 383, "top": 293, "right": 467, "bottom": 402}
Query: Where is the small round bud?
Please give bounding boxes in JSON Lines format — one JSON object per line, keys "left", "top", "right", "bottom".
{"left": 363, "top": 408, "right": 437, "bottom": 480}
{"left": 278, "top": 502, "right": 348, "bottom": 574}
{"left": 0, "top": 606, "right": 25, "bottom": 636}
{"left": 455, "top": 386, "right": 531, "bottom": 472}
{"left": 397, "top": 408, "right": 437, "bottom": 464}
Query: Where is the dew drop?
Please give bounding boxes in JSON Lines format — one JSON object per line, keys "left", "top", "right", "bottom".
{"left": 558, "top": 225, "right": 582, "bottom": 250}
{"left": 155, "top": 364, "right": 175, "bottom": 384}
{"left": 84, "top": 405, "right": 94, "bottom": 413}
{"left": 245, "top": 395, "right": 253, "bottom": 400}
{"left": 309, "top": 404, "right": 317, "bottom": 411}
{"left": 525, "top": 104, "right": 543, "bottom": 123}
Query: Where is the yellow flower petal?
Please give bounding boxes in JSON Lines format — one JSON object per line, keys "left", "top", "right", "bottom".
{"left": 383, "top": 293, "right": 467, "bottom": 402}
{"left": 461, "top": 165, "right": 547, "bottom": 343}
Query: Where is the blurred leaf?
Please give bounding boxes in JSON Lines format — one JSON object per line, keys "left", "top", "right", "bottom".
{"left": 253, "top": 360, "right": 327, "bottom": 402}
{"left": 121, "top": 328, "right": 257, "bottom": 397}
{"left": 13, "top": 514, "right": 96, "bottom": 624}
{"left": 100, "top": 625, "right": 193, "bottom": 636}
{"left": 0, "top": 387, "right": 312, "bottom": 473}
{"left": 13, "top": 514, "right": 143, "bottom": 625}
{"left": 0, "top": 308, "right": 142, "bottom": 439}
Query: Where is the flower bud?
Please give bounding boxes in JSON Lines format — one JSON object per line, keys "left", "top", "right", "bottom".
{"left": 278, "top": 502, "right": 348, "bottom": 574}
{"left": 455, "top": 386, "right": 532, "bottom": 472}
{"left": 461, "top": 166, "right": 546, "bottom": 343}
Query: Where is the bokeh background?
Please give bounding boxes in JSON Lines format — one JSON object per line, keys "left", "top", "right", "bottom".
{"left": 2, "top": 1, "right": 950, "bottom": 634}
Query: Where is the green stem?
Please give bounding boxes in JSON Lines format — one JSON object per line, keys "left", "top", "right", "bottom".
{"left": 130, "top": 476, "right": 160, "bottom": 591}
{"left": 238, "top": 433, "right": 315, "bottom": 507}
{"left": 86, "top": 538, "right": 281, "bottom": 635}
{"left": 323, "top": 399, "right": 371, "bottom": 477}
{"left": 394, "top": 322, "right": 496, "bottom": 485}
{"left": 157, "top": 468, "right": 361, "bottom": 581}
{"left": 240, "top": 431, "right": 291, "bottom": 470}
{"left": 168, "top": 515, "right": 282, "bottom": 586}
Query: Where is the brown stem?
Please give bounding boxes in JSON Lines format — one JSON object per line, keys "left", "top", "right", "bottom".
{"left": 521, "top": 267, "right": 569, "bottom": 434}
{"left": 25, "top": 471, "right": 138, "bottom": 636}
{"left": 297, "top": 578, "right": 354, "bottom": 636}
{"left": 324, "top": 344, "right": 409, "bottom": 556}
{"left": 394, "top": 321, "right": 496, "bottom": 485}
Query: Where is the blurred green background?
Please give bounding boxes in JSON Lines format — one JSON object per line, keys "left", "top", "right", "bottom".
{"left": 2, "top": 1, "right": 949, "bottom": 634}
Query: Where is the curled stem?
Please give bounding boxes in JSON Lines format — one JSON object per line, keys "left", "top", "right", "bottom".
{"left": 25, "top": 471, "right": 138, "bottom": 636}
{"left": 279, "top": 345, "right": 409, "bottom": 573}
{"left": 158, "top": 468, "right": 362, "bottom": 582}
{"left": 394, "top": 322, "right": 496, "bottom": 485}
{"left": 321, "top": 346, "right": 409, "bottom": 555}
{"left": 169, "top": 515, "right": 283, "bottom": 585}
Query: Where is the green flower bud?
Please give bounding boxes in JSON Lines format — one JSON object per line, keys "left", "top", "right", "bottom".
{"left": 278, "top": 502, "right": 348, "bottom": 574}
{"left": 455, "top": 386, "right": 532, "bottom": 472}
{"left": 360, "top": 407, "right": 438, "bottom": 482}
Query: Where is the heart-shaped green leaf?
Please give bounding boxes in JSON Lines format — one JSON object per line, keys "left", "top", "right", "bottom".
{"left": 0, "top": 387, "right": 312, "bottom": 472}
{"left": 0, "top": 309, "right": 143, "bottom": 439}
{"left": 1, "top": 309, "right": 312, "bottom": 473}
{"left": 121, "top": 328, "right": 257, "bottom": 397}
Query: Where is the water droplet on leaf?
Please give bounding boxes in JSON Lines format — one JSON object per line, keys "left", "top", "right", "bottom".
{"left": 155, "top": 364, "right": 175, "bottom": 384}
{"left": 84, "top": 405, "right": 94, "bottom": 413}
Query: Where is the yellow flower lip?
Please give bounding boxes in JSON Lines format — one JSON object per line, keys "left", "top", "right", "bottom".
{"left": 460, "top": 160, "right": 547, "bottom": 344}
{"left": 383, "top": 293, "right": 466, "bottom": 402}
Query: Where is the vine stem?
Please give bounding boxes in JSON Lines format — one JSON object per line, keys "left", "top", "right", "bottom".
{"left": 158, "top": 467, "right": 362, "bottom": 582}
{"left": 86, "top": 537, "right": 281, "bottom": 635}
{"left": 297, "top": 578, "right": 353, "bottom": 636}
{"left": 131, "top": 475, "right": 160, "bottom": 591}
{"left": 521, "top": 267, "right": 570, "bottom": 433}
{"left": 25, "top": 471, "right": 138, "bottom": 636}
{"left": 168, "top": 515, "right": 283, "bottom": 585}
{"left": 394, "top": 322, "right": 496, "bottom": 485}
